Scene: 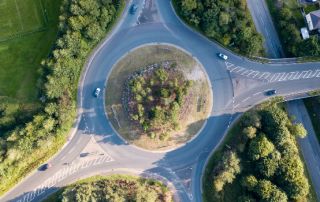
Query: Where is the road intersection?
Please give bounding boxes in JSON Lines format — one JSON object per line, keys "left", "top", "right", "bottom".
{"left": 2, "top": 0, "right": 320, "bottom": 202}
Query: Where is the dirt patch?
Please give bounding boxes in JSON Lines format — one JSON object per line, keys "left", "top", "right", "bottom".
{"left": 105, "top": 45, "right": 212, "bottom": 151}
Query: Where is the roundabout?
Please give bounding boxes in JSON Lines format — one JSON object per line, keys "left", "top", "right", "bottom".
{"left": 2, "top": 0, "right": 320, "bottom": 202}
{"left": 105, "top": 44, "right": 212, "bottom": 151}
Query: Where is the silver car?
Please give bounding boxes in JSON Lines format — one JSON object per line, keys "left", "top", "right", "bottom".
{"left": 94, "top": 88, "right": 101, "bottom": 97}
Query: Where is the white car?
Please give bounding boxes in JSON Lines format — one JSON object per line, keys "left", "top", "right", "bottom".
{"left": 94, "top": 88, "right": 101, "bottom": 97}
{"left": 218, "top": 53, "right": 228, "bottom": 60}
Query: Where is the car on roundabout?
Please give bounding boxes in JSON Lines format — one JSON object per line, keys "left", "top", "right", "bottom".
{"left": 130, "top": 4, "right": 138, "bottom": 14}
{"left": 94, "top": 88, "right": 101, "bottom": 97}
{"left": 217, "top": 53, "right": 228, "bottom": 60}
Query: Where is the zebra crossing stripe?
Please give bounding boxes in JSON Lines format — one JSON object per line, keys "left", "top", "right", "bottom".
{"left": 258, "top": 72, "right": 271, "bottom": 80}
{"left": 311, "top": 69, "right": 320, "bottom": 78}
{"left": 248, "top": 71, "right": 259, "bottom": 77}
{"left": 303, "top": 70, "right": 313, "bottom": 79}
{"left": 225, "top": 62, "right": 235, "bottom": 71}
{"left": 235, "top": 67, "right": 246, "bottom": 73}
{"left": 241, "top": 70, "right": 250, "bottom": 76}
{"left": 278, "top": 73, "right": 289, "bottom": 81}
{"left": 287, "top": 72, "right": 297, "bottom": 80}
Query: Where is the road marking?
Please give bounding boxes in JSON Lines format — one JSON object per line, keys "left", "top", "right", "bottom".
{"left": 241, "top": 97, "right": 251, "bottom": 103}
{"left": 225, "top": 62, "right": 320, "bottom": 82}
{"left": 303, "top": 70, "right": 313, "bottom": 79}
{"left": 253, "top": 92, "right": 262, "bottom": 96}
{"left": 17, "top": 155, "right": 114, "bottom": 202}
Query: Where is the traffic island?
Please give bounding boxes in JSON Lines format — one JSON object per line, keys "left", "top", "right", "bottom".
{"left": 105, "top": 45, "right": 212, "bottom": 151}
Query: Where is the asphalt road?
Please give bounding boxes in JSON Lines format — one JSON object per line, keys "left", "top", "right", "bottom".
{"left": 246, "top": 0, "right": 284, "bottom": 58}
{"left": 287, "top": 100, "right": 320, "bottom": 200}
{"left": 2, "top": 1, "right": 320, "bottom": 202}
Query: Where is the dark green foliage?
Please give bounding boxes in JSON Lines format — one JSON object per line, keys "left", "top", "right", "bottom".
{"left": 174, "top": 0, "right": 264, "bottom": 56}
{"left": 0, "top": 0, "right": 123, "bottom": 194}
{"left": 127, "top": 67, "right": 192, "bottom": 138}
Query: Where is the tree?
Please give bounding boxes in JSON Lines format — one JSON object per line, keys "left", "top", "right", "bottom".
{"left": 255, "top": 179, "right": 288, "bottom": 202}
{"left": 181, "top": 0, "right": 197, "bottom": 13}
{"left": 289, "top": 123, "right": 307, "bottom": 138}
{"left": 213, "top": 151, "right": 241, "bottom": 192}
{"left": 248, "top": 134, "right": 275, "bottom": 160}
{"left": 241, "top": 111, "right": 261, "bottom": 128}
{"left": 155, "top": 68, "right": 168, "bottom": 84}
{"left": 241, "top": 175, "right": 258, "bottom": 191}
{"left": 256, "top": 150, "right": 280, "bottom": 178}
{"left": 243, "top": 126, "right": 257, "bottom": 139}
{"left": 278, "top": 154, "right": 309, "bottom": 200}
{"left": 219, "top": 12, "right": 230, "bottom": 26}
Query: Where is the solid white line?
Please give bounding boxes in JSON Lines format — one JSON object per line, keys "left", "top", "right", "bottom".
{"left": 241, "top": 97, "right": 251, "bottom": 103}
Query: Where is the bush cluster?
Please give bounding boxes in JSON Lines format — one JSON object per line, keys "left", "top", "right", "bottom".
{"left": 46, "top": 176, "right": 171, "bottom": 202}
{"left": 210, "top": 104, "right": 311, "bottom": 201}
{"left": 126, "top": 67, "right": 193, "bottom": 139}
{"left": 173, "top": 0, "right": 264, "bottom": 56}
{"left": 0, "top": 0, "right": 123, "bottom": 194}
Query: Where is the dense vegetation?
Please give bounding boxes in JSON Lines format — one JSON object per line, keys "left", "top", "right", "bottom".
{"left": 126, "top": 66, "right": 193, "bottom": 140}
{"left": 0, "top": 0, "right": 61, "bottom": 137}
{"left": 267, "top": 0, "right": 320, "bottom": 57}
{"left": 0, "top": 0, "right": 124, "bottom": 195}
{"left": 44, "top": 175, "right": 172, "bottom": 202}
{"left": 173, "top": 0, "right": 264, "bottom": 56}
{"left": 204, "top": 102, "right": 314, "bottom": 202}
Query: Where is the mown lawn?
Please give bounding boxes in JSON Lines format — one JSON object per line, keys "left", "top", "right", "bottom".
{"left": 0, "top": 0, "right": 61, "bottom": 102}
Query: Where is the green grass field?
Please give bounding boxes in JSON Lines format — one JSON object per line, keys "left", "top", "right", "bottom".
{"left": 0, "top": 0, "right": 60, "bottom": 102}
{"left": 0, "top": 0, "right": 46, "bottom": 40}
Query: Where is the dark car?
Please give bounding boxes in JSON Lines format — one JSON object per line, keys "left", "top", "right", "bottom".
{"left": 130, "top": 4, "right": 138, "bottom": 14}
{"left": 265, "top": 89, "right": 277, "bottom": 96}
{"left": 39, "top": 163, "right": 52, "bottom": 171}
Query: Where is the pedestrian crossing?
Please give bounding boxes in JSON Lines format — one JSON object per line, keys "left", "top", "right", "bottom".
{"left": 225, "top": 62, "right": 320, "bottom": 83}
{"left": 17, "top": 155, "right": 113, "bottom": 202}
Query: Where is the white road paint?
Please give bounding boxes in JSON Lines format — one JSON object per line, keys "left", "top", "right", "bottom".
{"left": 225, "top": 62, "right": 320, "bottom": 83}
{"left": 17, "top": 155, "right": 114, "bottom": 202}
